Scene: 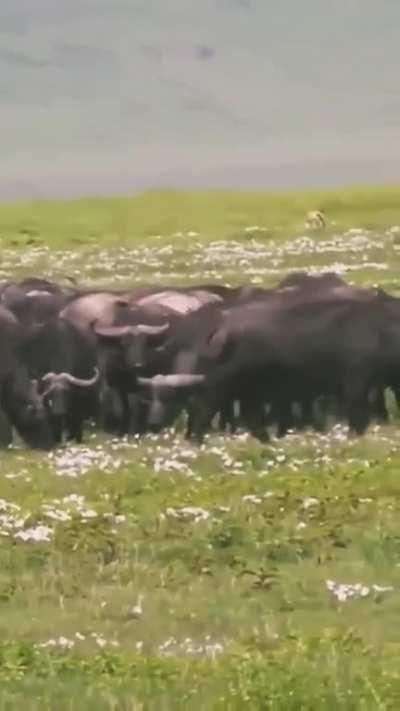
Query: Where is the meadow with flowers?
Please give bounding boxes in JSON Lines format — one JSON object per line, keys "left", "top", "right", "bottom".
{"left": 1, "top": 188, "right": 400, "bottom": 709}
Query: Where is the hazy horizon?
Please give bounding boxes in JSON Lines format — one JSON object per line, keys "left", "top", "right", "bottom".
{"left": 1, "top": 1, "right": 400, "bottom": 200}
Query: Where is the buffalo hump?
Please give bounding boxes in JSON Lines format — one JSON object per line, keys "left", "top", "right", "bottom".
{"left": 137, "top": 290, "right": 221, "bottom": 314}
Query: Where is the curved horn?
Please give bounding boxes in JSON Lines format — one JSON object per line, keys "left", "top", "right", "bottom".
{"left": 41, "top": 372, "right": 62, "bottom": 384}
{"left": 56, "top": 367, "right": 100, "bottom": 388}
{"left": 26, "top": 290, "right": 52, "bottom": 298}
{"left": 136, "top": 323, "right": 169, "bottom": 336}
{"left": 161, "top": 374, "right": 205, "bottom": 388}
{"left": 138, "top": 374, "right": 205, "bottom": 389}
{"left": 93, "top": 325, "right": 133, "bottom": 339}
{"left": 137, "top": 377, "right": 153, "bottom": 388}
{"left": 40, "top": 372, "right": 63, "bottom": 398}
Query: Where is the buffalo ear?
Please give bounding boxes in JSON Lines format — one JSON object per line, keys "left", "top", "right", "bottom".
{"left": 204, "top": 327, "right": 228, "bottom": 359}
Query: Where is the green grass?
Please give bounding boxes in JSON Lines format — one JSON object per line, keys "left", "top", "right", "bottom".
{"left": 2, "top": 433, "right": 400, "bottom": 708}
{"left": 1, "top": 186, "right": 400, "bottom": 707}
{"left": 1, "top": 185, "right": 400, "bottom": 250}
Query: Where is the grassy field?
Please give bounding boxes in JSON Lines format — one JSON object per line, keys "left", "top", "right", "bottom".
{"left": 2, "top": 188, "right": 400, "bottom": 708}
{"left": 1, "top": 186, "right": 400, "bottom": 251}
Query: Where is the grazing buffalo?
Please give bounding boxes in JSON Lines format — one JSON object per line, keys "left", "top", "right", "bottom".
{"left": 136, "top": 300, "right": 231, "bottom": 434}
{"left": 60, "top": 292, "right": 131, "bottom": 331}
{"left": 2, "top": 285, "right": 67, "bottom": 327}
{"left": 62, "top": 286, "right": 225, "bottom": 434}
{"left": 0, "top": 306, "right": 54, "bottom": 449}
{"left": 277, "top": 271, "right": 346, "bottom": 290}
{"left": 17, "top": 277, "right": 64, "bottom": 294}
{"left": 39, "top": 368, "right": 100, "bottom": 443}
{"left": 18, "top": 319, "right": 99, "bottom": 443}
{"left": 134, "top": 289, "right": 222, "bottom": 314}
{"left": 90, "top": 284, "right": 233, "bottom": 434}
{"left": 61, "top": 285, "right": 224, "bottom": 333}
{"left": 177, "top": 291, "right": 400, "bottom": 442}
{"left": 138, "top": 281, "right": 397, "bottom": 441}
{"left": 2, "top": 270, "right": 400, "bottom": 447}
{"left": 93, "top": 306, "right": 176, "bottom": 434}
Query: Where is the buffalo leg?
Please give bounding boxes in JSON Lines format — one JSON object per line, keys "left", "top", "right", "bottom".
{"left": 369, "top": 387, "right": 389, "bottom": 424}
{"left": 51, "top": 419, "right": 64, "bottom": 445}
{"left": 117, "top": 391, "right": 131, "bottom": 436}
{"left": 185, "top": 403, "right": 195, "bottom": 439}
{"left": 312, "top": 396, "right": 331, "bottom": 432}
{"left": 240, "top": 397, "right": 269, "bottom": 442}
{"left": 128, "top": 394, "right": 148, "bottom": 434}
{"left": 272, "top": 398, "right": 295, "bottom": 438}
{"left": 0, "top": 408, "right": 12, "bottom": 447}
{"left": 299, "top": 397, "right": 317, "bottom": 430}
{"left": 188, "top": 396, "right": 219, "bottom": 444}
{"left": 100, "top": 387, "right": 122, "bottom": 434}
{"left": 343, "top": 376, "right": 371, "bottom": 435}
{"left": 66, "top": 413, "right": 83, "bottom": 444}
{"left": 393, "top": 388, "right": 400, "bottom": 414}
{"left": 218, "top": 399, "right": 236, "bottom": 433}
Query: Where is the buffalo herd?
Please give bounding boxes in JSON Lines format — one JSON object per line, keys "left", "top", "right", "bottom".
{"left": 0, "top": 271, "right": 398, "bottom": 450}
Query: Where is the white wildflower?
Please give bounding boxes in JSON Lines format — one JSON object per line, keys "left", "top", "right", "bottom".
{"left": 165, "top": 507, "right": 211, "bottom": 523}
{"left": 15, "top": 525, "right": 53, "bottom": 543}
{"left": 242, "top": 495, "right": 263, "bottom": 505}
{"left": 326, "top": 580, "right": 395, "bottom": 603}
{"left": 38, "top": 636, "right": 75, "bottom": 650}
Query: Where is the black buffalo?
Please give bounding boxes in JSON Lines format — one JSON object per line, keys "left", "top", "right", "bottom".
{"left": 93, "top": 305, "right": 176, "bottom": 435}
{"left": 0, "top": 306, "right": 54, "bottom": 449}
{"left": 18, "top": 319, "right": 99, "bottom": 443}
{"left": 185, "top": 291, "right": 400, "bottom": 441}
{"left": 138, "top": 282, "right": 396, "bottom": 441}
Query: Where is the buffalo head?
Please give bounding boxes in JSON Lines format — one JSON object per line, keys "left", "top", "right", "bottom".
{"left": 93, "top": 323, "right": 169, "bottom": 370}
{"left": 2, "top": 371, "right": 55, "bottom": 450}
{"left": 40, "top": 368, "right": 100, "bottom": 418}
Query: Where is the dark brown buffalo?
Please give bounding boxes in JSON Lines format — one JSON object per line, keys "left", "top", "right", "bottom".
{"left": 0, "top": 306, "right": 54, "bottom": 449}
